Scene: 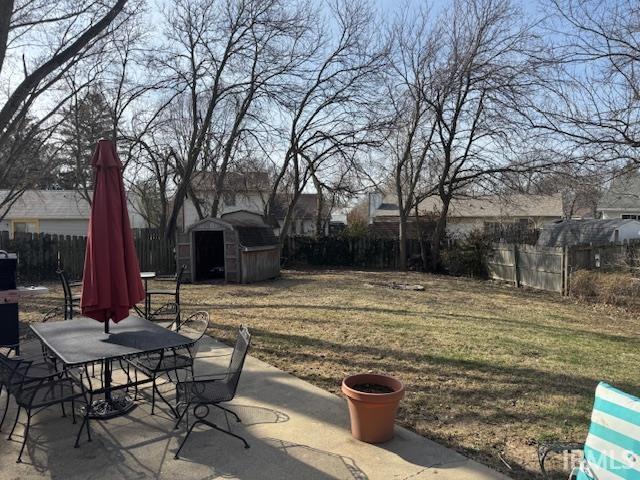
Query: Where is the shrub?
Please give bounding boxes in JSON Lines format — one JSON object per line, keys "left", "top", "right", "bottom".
{"left": 571, "top": 270, "right": 640, "bottom": 309}
{"left": 441, "top": 230, "right": 493, "bottom": 278}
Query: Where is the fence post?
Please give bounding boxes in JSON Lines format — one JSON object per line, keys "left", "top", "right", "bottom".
{"left": 513, "top": 244, "right": 520, "bottom": 287}
{"left": 563, "top": 245, "right": 570, "bottom": 296}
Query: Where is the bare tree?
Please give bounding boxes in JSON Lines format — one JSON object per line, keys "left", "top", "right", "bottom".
{"left": 154, "top": 0, "right": 312, "bottom": 237}
{"left": 421, "top": 0, "right": 544, "bottom": 270}
{"left": 383, "top": 5, "right": 439, "bottom": 270}
{"left": 0, "top": 0, "right": 129, "bottom": 218}
{"left": 530, "top": 0, "right": 640, "bottom": 163}
{"left": 0, "top": 1, "right": 128, "bottom": 147}
{"left": 264, "top": 0, "right": 384, "bottom": 240}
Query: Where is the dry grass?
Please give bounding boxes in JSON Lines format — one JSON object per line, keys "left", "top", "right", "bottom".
{"left": 571, "top": 270, "right": 640, "bottom": 309}
{"left": 19, "top": 269, "right": 640, "bottom": 479}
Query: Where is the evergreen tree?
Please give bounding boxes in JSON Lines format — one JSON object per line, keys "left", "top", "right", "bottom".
{"left": 57, "top": 88, "right": 113, "bottom": 202}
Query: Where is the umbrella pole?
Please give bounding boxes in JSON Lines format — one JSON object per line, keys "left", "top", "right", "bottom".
{"left": 104, "top": 358, "right": 112, "bottom": 401}
{"left": 104, "top": 318, "right": 111, "bottom": 401}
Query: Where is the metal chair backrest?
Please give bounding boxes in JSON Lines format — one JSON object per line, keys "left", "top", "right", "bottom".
{"left": 42, "top": 307, "right": 63, "bottom": 323}
{"left": 149, "top": 302, "right": 180, "bottom": 330}
{"left": 56, "top": 269, "right": 73, "bottom": 303}
{"left": 0, "top": 355, "right": 31, "bottom": 393}
{"left": 22, "top": 307, "right": 64, "bottom": 343}
{"left": 180, "top": 311, "right": 209, "bottom": 357}
{"left": 0, "top": 353, "right": 18, "bottom": 386}
{"left": 224, "top": 326, "right": 251, "bottom": 395}
{"left": 175, "top": 264, "right": 187, "bottom": 304}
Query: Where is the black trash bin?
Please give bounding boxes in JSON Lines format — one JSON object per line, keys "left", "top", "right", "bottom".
{"left": 0, "top": 250, "right": 19, "bottom": 352}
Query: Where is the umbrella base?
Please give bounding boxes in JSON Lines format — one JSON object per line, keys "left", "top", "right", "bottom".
{"left": 87, "top": 394, "right": 136, "bottom": 419}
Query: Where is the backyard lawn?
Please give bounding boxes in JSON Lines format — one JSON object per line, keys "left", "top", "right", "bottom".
{"left": 20, "top": 269, "right": 640, "bottom": 479}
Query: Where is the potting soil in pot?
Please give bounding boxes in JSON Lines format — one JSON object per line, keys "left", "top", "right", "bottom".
{"left": 351, "top": 383, "right": 394, "bottom": 394}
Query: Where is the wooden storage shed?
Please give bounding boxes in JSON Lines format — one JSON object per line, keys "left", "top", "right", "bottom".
{"left": 176, "top": 213, "right": 280, "bottom": 284}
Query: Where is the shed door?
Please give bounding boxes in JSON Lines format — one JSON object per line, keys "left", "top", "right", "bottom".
{"left": 224, "top": 231, "right": 239, "bottom": 282}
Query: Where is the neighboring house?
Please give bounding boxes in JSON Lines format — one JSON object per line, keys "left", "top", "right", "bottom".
{"left": 179, "top": 171, "right": 270, "bottom": 232}
{"left": 0, "top": 190, "right": 147, "bottom": 237}
{"left": 537, "top": 219, "right": 640, "bottom": 247}
{"left": 271, "top": 193, "right": 330, "bottom": 237}
{"left": 368, "top": 192, "right": 564, "bottom": 237}
{"left": 179, "top": 171, "right": 328, "bottom": 237}
{"left": 598, "top": 173, "right": 640, "bottom": 219}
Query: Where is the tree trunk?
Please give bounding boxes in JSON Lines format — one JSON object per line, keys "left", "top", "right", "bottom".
{"left": 166, "top": 180, "right": 190, "bottom": 238}
{"left": 0, "top": 1, "right": 14, "bottom": 76}
{"left": 398, "top": 211, "right": 408, "bottom": 271}
{"left": 279, "top": 191, "right": 303, "bottom": 241}
{"left": 430, "top": 196, "right": 451, "bottom": 272}
{"left": 312, "top": 174, "right": 324, "bottom": 238}
{"left": 415, "top": 204, "right": 428, "bottom": 271}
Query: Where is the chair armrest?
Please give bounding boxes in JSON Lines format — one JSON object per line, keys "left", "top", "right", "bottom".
{"left": 538, "top": 442, "right": 584, "bottom": 479}
{"left": 191, "top": 373, "right": 227, "bottom": 381}
{"left": 69, "top": 282, "right": 82, "bottom": 288}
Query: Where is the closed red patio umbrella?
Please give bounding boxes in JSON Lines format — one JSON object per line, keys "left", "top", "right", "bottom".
{"left": 81, "top": 138, "right": 145, "bottom": 333}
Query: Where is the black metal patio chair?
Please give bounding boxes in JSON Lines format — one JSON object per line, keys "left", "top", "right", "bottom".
{"left": 57, "top": 269, "right": 81, "bottom": 320}
{"left": 126, "top": 311, "right": 209, "bottom": 415}
{"left": 31, "top": 307, "right": 64, "bottom": 368}
{"left": 173, "top": 325, "right": 251, "bottom": 459}
{"left": 0, "top": 354, "right": 91, "bottom": 462}
{"left": 0, "top": 339, "right": 64, "bottom": 434}
{"left": 145, "top": 265, "right": 186, "bottom": 313}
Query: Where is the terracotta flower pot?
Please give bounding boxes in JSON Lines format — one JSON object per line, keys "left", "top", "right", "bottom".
{"left": 341, "top": 373, "right": 405, "bottom": 443}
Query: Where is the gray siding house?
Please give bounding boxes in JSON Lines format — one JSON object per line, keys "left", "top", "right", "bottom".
{"left": 0, "top": 190, "right": 147, "bottom": 237}
{"left": 369, "top": 192, "right": 564, "bottom": 237}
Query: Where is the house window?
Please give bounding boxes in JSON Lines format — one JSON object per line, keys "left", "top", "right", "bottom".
{"left": 12, "top": 219, "right": 39, "bottom": 237}
{"left": 621, "top": 214, "right": 640, "bottom": 220}
{"left": 223, "top": 192, "right": 236, "bottom": 207}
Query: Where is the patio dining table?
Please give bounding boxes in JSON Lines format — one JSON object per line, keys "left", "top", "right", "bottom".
{"left": 30, "top": 315, "right": 192, "bottom": 419}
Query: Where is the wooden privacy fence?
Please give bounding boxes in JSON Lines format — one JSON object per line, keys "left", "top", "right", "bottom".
{"left": 567, "top": 241, "right": 640, "bottom": 271}
{"left": 486, "top": 241, "right": 640, "bottom": 295}
{"left": 487, "top": 244, "right": 568, "bottom": 294}
{"left": 0, "top": 229, "right": 175, "bottom": 282}
{"left": 283, "top": 236, "right": 426, "bottom": 270}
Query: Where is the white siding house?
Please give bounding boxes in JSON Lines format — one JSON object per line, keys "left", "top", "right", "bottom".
{"left": 0, "top": 190, "right": 147, "bottom": 237}
{"left": 179, "top": 171, "right": 327, "bottom": 236}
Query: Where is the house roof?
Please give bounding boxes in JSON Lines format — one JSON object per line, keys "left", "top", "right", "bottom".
{"left": 191, "top": 171, "right": 270, "bottom": 193}
{"left": 270, "top": 193, "right": 330, "bottom": 221}
{"left": 599, "top": 174, "right": 640, "bottom": 211}
{"left": 536, "top": 219, "right": 640, "bottom": 247}
{"left": 375, "top": 193, "right": 564, "bottom": 219}
{"left": 0, "top": 190, "right": 90, "bottom": 220}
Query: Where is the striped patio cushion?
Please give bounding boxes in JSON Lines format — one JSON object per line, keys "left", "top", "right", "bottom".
{"left": 577, "top": 382, "right": 640, "bottom": 480}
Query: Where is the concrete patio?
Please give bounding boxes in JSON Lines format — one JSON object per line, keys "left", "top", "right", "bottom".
{"left": 0, "top": 336, "right": 509, "bottom": 480}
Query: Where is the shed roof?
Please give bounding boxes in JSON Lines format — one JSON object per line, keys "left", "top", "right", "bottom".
{"left": 0, "top": 190, "right": 90, "bottom": 219}
{"left": 536, "top": 219, "right": 640, "bottom": 247}
{"left": 188, "top": 216, "right": 279, "bottom": 248}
